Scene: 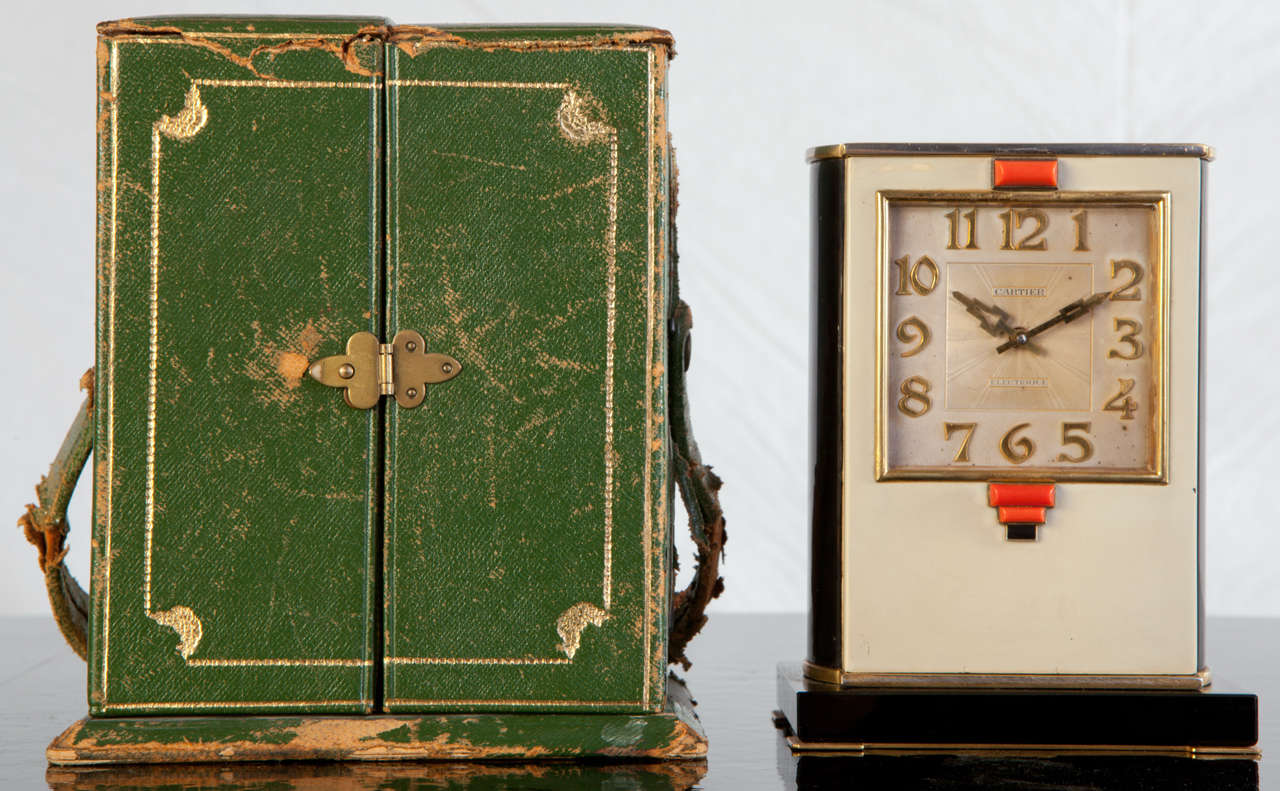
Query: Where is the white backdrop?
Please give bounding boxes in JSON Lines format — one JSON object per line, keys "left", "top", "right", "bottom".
{"left": 3, "top": 0, "right": 1278, "bottom": 621}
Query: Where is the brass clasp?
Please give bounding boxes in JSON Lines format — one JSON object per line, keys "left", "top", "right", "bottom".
{"left": 308, "top": 330, "right": 462, "bottom": 410}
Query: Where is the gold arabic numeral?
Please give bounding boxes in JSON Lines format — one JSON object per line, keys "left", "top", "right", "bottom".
{"left": 998, "top": 209, "right": 1013, "bottom": 250}
{"left": 911, "top": 256, "right": 939, "bottom": 295}
{"left": 945, "top": 207, "right": 979, "bottom": 250}
{"left": 892, "top": 255, "right": 939, "bottom": 296}
{"left": 892, "top": 255, "right": 913, "bottom": 296}
{"left": 1109, "top": 259, "right": 1144, "bottom": 301}
{"left": 943, "top": 422, "right": 977, "bottom": 463}
{"left": 1103, "top": 378, "right": 1139, "bottom": 420}
{"left": 896, "top": 316, "right": 931, "bottom": 357}
{"left": 1056, "top": 421, "right": 1095, "bottom": 463}
{"left": 1072, "top": 210, "right": 1089, "bottom": 251}
{"left": 1013, "top": 207, "right": 1044, "bottom": 248}
{"left": 897, "top": 376, "right": 932, "bottom": 418}
{"left": 998, "top": 208, "right": 1049, "bottom": 251}
{"left": 999, "top": 423, "right": 1036, "bottom": 464}
{"left": 1108, "top": 318, "right": 1145, "bottom": 360}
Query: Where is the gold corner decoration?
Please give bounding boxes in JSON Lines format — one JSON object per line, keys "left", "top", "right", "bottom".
{"left": 149, "top": 605, "right": 204, "bottom": 660}
{"left": 556, "top": 89, "right": 611, "bottom": 144}
{"left": 156, "top": 84, "right": 208, "bottom": 140}
{"left": 556, "top": 602, "right": 608, "bottom": 660}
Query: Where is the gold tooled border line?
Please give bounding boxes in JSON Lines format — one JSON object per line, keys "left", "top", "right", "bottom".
{"left": 103, "top": 71, "right": 383, "bottom": 705}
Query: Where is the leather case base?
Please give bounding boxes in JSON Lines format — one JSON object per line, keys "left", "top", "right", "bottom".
{"left": 49, "top": 677, "right": 706, "bottom": 765}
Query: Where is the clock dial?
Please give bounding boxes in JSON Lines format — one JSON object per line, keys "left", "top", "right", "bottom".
{"left": 879, "top": 194, "right": 1164, "bottom": 480}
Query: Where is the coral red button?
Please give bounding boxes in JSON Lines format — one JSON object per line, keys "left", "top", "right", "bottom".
{"left": 988, "top": 483, "right": 1056, "bottom": 508}
{"left": 997, "top": 506, "right": 1047, "bottom": 525}
{"left": 993, "top": 159, "right": 1058, "bottom": 189}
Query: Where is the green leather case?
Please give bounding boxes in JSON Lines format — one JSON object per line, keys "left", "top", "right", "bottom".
{"left": 90, "top": 17, "right": 673, "bottom": 716}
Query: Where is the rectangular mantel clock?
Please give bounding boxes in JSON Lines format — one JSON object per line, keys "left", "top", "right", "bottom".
{"left": 21, "top": 16, "right": 719, "bottom": 765}
{"left": 778, "top": 143, "right": 1258, "bottom": 753}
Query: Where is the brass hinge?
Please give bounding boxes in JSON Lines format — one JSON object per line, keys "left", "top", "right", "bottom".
{"left": 308, "top": 330, "right": 461, "bottom": 410}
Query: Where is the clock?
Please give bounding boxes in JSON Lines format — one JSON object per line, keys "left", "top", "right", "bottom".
{"left": 779, "top": 144, "right": 1258, "bottom": 752}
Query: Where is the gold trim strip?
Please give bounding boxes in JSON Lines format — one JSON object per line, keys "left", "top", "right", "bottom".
{"left": 144, "top": 123, "right": 161, "bottom": 614}
{"left": 807, "top": 143, "right": 1215, "bottom": 163}
{"left": 104, "top": 35, "right": 661, "bottom": 56}
{"left": 641, "top": 46, "right": 654, "bottom": 710}
{"left": 103, "top": 30, "right": 372, "bottom": 40}
{"left": 877, "top": 467, "right": 1166, "bottom": 482}
{"left": 101, "top": 39, "right": 120, "bottom": 699}
{"left": 837, "top": 668, "right": 1211, "bottom": 690}
{"left": 194, "top": 78, "right": 374, "bottom": 89}
{"left": 386, "top": 657, "right": 571, "bottom": 666}
{"left": 1158, "top": 193, "right": 1172, "bottom": 497}
{"left": 387, "top": 79, "right": 568, "bottom": 89}
{"left": 802, "top": 660, "right": 843, "bottom": 685}
{"left": 601, "top": 129, "right": 618, "bottom": 611}
{"left": 178, "top": 31, "right": 367, "bottom": 39}
{"left": 872, "top": 182, "right": 885, "bottom": 489}
{"left": 101, "top": 700, "right": 368, "bottom": 712}
{"left": 187, "top": 658, "right": 371, "bottom": 667}
{"left": 385, "top": 698, "right": 645, "bottom": 708}
{"left": 410, "top": 42, "right": 660, "bottom": 54}
{"left": 784, "top": 734, "right": 1258, "bottom": 758}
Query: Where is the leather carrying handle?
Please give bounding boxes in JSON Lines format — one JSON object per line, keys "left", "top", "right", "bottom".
{"left": 19, "top": 370, "right": 94, "bottom": 660}
{"left": 665, "top": 152, "right": 726, "bottom": 670}
{"left": 667, "top": 295, "right": 726, "bottom": 669}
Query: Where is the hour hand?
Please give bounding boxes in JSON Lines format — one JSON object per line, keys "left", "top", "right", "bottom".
{"left": 952, "top": 291, "right": 1014, "bottom": 337}
{"left": 954, "top": 289, "right": 1036, "bottom": 338}
{"left": 952, "top": 291, "right": 1046, "bottom": 355}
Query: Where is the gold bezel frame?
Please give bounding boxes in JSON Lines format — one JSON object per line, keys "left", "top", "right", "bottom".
{"left": 873, "top": 189, "right": 1171, "bottom": 483}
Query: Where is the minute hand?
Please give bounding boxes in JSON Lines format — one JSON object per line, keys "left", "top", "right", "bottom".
{"left": 996, "top": 290, "right": 1111, "bottom": 354}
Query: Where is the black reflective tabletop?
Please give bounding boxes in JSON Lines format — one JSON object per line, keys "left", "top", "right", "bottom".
{"left": 2, "top": 614, "right": 1273, "bottom": 789}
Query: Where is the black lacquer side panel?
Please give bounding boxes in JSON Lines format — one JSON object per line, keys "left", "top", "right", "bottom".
{"left": 808, "top": 158, "right": 845, "bottom": 670}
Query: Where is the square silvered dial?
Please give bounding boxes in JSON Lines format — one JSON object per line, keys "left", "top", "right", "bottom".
{"left": 877, "top": 192, "right": 1166, "bottom": 481}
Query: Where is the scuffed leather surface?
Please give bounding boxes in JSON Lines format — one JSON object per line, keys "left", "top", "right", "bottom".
{"left": 90, "top": 19, "right": 673, "bottom": 715}
{"left": 91, "top": 26, "right": 384, "bottom": 714}
{"left": 384, "top": 40, "right": 671, "bottom": 713}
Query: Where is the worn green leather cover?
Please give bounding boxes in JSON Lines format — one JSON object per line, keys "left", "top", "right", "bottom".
{"left": 91, "top": 17, "right": 672, "bottom": 716}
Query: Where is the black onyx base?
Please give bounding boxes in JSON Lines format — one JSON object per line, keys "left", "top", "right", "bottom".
{"left": 776, "top": 663, "right": 1258, "bottom": 750}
